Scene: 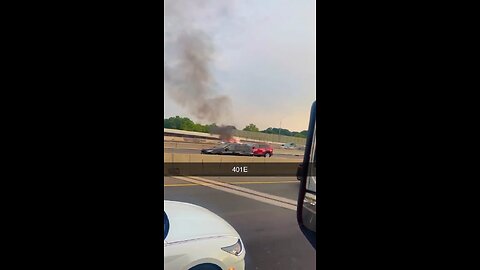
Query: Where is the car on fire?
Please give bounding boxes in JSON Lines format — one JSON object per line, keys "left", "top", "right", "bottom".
{"left": 201, "top": 143, "right": 253, "bottom": 156}
{"left": 164, "top": 200, "right": 246, "bottom": 270}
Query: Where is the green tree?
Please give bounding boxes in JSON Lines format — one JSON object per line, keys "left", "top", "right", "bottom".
{"left": 164, "top": 116, "right": 185, "bottom": 129}
{"left": 260, "top": 127, "right": 307, "bottom": 138}
{"left": 164, "top": 116, "right": 213, "bottom": 134}
{"left": 243, "top": 123, "right": 259, "bottom": 132}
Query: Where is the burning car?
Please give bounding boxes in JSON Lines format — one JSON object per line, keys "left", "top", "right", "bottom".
{"left": 226, "top": 136, "right": 240, "bottom": 143}
{"left": 209, "top": 125, "right": 240, "bottom": 144}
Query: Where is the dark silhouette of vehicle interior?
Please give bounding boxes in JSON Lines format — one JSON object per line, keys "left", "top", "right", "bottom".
{"left": 201, "top": 143, "right": 253, "bottom": 156}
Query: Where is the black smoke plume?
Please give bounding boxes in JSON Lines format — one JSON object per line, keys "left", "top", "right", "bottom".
{"left": 164, "top": 0, "right": 233, "bottom": 124}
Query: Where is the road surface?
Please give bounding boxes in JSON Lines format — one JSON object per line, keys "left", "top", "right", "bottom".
{"left": 164, "top": 176, "right": 316, "bottom": 270}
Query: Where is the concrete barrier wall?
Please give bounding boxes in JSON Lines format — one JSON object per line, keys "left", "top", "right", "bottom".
{"left": 163, "top": 141, "right": 304, "bottom": 156}
{"left": 164, "top": 153, "right": 299, "bottom": 163}
{"left": 164, "top": 128, "right": 306, "bottom": 145}
{"left": 233, "top": 130, "right": 306, "bottom": 145}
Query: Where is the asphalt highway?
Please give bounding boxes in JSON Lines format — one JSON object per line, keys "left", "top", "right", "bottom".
{"left": 164, "top": 176, "right": 316, "bottom": 270}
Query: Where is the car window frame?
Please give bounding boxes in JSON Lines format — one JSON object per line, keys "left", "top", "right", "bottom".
{"left": 306, "top": 123, "right": 316, "bottom": 193}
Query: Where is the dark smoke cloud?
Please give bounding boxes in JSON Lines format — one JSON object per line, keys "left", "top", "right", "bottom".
{"left": 209, "top": 125, "right": 236, "bottom": 142}
{"left": 164, "top": 0, "right": 233, "bottom": 124}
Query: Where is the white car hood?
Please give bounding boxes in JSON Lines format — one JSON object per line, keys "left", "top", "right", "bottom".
{"left": 164, "top": 200, "right": 240, "bottom": 243}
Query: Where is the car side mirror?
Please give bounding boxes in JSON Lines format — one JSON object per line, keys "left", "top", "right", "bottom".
{"left": 297, "top": 101, "right": 316, "bottom": 249}
{"left": 297, "top": 160, "right": 316, "bottom": 250}
{"left": 297, "top": 160, "right": 317, "bottom": 234}
{"left": 225, "top": 148, "right": 229, "bottom": 151}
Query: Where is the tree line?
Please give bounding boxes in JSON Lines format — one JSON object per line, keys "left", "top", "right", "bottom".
{"left": 164, "top": 116, "right": 307, "bottom": 138}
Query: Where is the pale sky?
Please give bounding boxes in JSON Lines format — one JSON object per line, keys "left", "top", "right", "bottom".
{"left": 164, "top": 0, "right": 316, "bottom": 132}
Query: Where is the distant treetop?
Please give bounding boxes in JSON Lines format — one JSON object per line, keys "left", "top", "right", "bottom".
{"left": 164, "top": 116, "right": 306, "bottom": 138}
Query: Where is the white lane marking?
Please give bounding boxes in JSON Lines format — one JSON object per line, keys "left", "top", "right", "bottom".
{"left": 173, "top": 176, "right": 297, "bottom": 211}
{"left": 164, "top": 181, "right": 297, "bottom": 187}
{"left": 189, "top": 176, "right": 298, "bottom": 205}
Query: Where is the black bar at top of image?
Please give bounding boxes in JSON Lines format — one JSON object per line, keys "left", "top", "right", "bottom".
{"left": 164, "top": 162, "right": 316, "bottom": 177}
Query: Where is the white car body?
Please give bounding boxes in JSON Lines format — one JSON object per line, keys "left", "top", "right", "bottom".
{"left": 281, "top": 142, "right": 297, "bottom": 149}
{"left": 164, "top": 201, "right": 246, "bottom": 270}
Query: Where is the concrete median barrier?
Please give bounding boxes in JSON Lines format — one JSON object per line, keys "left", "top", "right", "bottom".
{"left": 164, "top": 153, "right": 299, "bottom": 163}
{"left": 164, "top": 141, "right": 304, "bottom": 156}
